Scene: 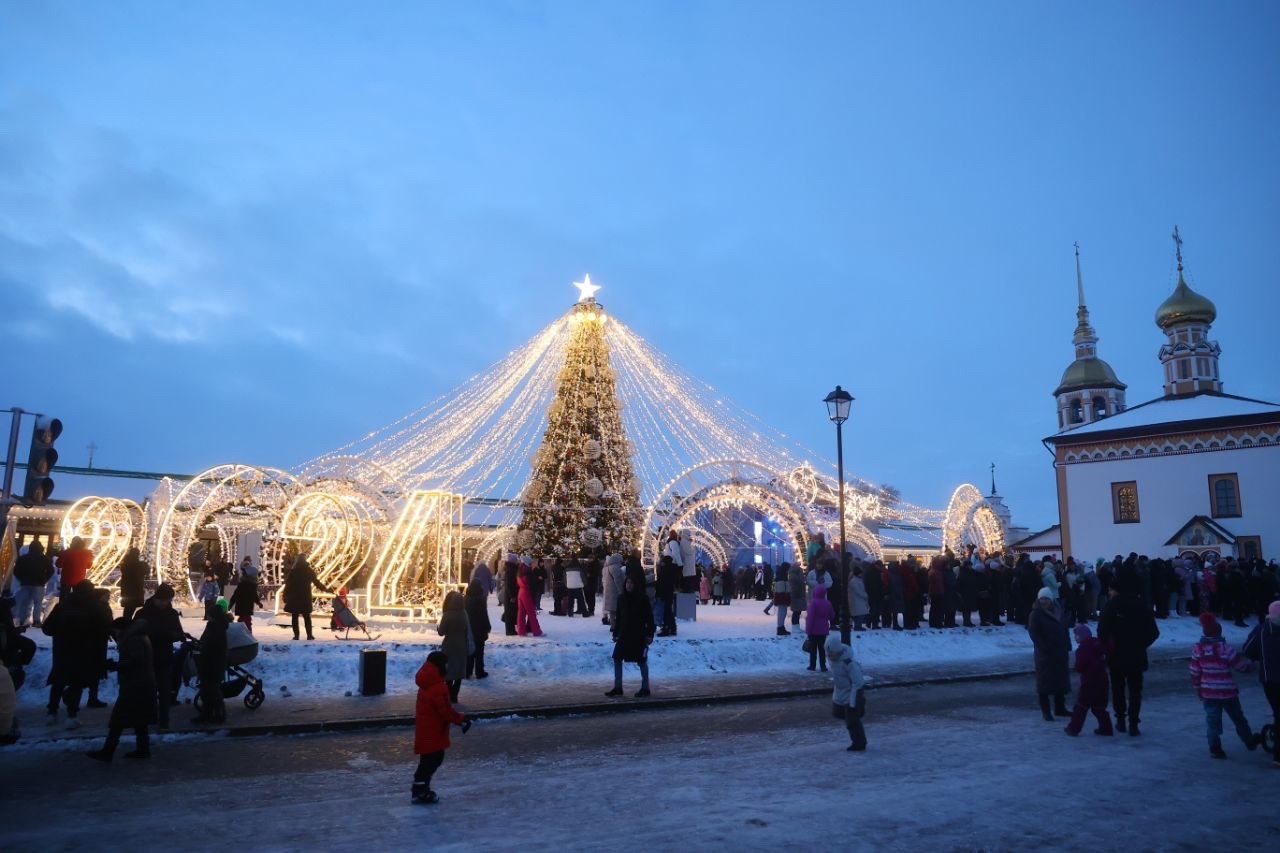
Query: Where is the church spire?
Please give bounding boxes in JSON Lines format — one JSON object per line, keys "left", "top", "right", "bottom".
{"left": 1071, "top": 242, "right": 1098, "bottom": 358}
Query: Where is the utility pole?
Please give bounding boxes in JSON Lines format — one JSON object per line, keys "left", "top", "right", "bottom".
{"left": 87, "top": 441, "right": 98, "bottom": 469}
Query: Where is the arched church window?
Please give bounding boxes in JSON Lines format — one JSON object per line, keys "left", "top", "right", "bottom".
{"left": 1209, "top": 475, "right": 1240, "bottom": 518}
{"left": 1092, "top": 396, "right": 1107, "bottom": 419}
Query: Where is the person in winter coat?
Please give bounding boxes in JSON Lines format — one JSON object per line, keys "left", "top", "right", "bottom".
{"left": 825, "top": 633, "right": 868, "bottom": 751}
{"left": 464, "top": 579, "right": 491, "bottom": 679}
{"left": 87, "top": 615, "right": 158, "bottom": 761}
{"left": 117, "top": 548, "right": 148, "bottom": 622}
{"left": 699, "top": 570, "right": 711, "bottom": 605}
{"left": 139, "top": 584, "right": 183, "bottom": 729}
{"left": 805, "top": 586, "right": 835, "bottom": 672}
{"left": 469, "top": 561, "right": 495, "bottom": 595}
{"left": 1027, "top": 588, "right": 1071, "bottom": 720}
{"left": 606, "top": 562, "right": 655, "bottom": 698}
{"left": 847, "top": 566, "right": 870, "bottom": 631}
{"left": 583, "top": 555, "right": 602, "bottom": 616}
{"left": 437, "top": 590, "right": 473, "bottom": 701}
{"left": 927, "top": 559, "right": 947, "bottom": 628}
{"left": 196, "top": 571, "right": 219, "bottom": 616}
{"left": 13, "top": 541, "right": 54, "bottom": 628}
{"left": 1064, "top": 623, "right": 1113, "bottom": 736}
{"left": 42, "top": 580, "right": 112, "bottom": 729}
{"left": 283, "top": 554, "right": 329, "bottom": 641}
{"left": 602, "top": 553, "right": 625, "bottom": 625}
{"left": 1242, "top": 600, "right": 1280, "bottom": 766}
{"left": 227, "top": 576, "right": 263, "bottom": 633}
{"left": 502, "top": 556, "right": 519, "bottom": 636}
{"left": 412, "top": 651, "right": 469, "bottom": 805}
{"left": 886, "top": 562, "right": 905, "bottom": 630}
{"left": 0, "top": 665, "right": 16, "bottom": 745}
{"left": 767, "top": 563, "right": 792, "bottom": 634}
{"left": 957, "top": 562, "right": 979, "bottom": 627}
{"left": 788, "top": 563, "right": 807, "bottom": 626}
{"left": 564, "top": 558, "right": 589, "bottom": 617}
{"left": 1097, "top": 571, "right": 1160, "bottom": 736}
{"left": 515, "top": 562, "right": 543, "bottom": 637}
{"left": 56, "top": 538, "right": 94, "bottom": 594}
{"left": 656, "top": 556, "right": 681, "bottom": 636}
{"left": 86, "top": 588, "right": 113, "bottom": 708}
{"left": 1190, "top": 612, "right": 1259, "bottom": 759}
{"left": 193, "top": 600, "right": 231, "bottom": 724}
{"left": 710, "top": 570, "right": 723, "bottom": 605}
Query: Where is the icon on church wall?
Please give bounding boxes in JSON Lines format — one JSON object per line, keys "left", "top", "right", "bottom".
{"left": 1181, "top": 524, "right": 1214, "bottom": 547}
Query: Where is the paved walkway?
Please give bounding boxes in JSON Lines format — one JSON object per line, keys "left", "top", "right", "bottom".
{"left": 16, "top": 649, "right": 1190, "bottom": 745}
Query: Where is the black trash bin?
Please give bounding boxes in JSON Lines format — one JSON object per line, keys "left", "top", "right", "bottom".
{"left": 360, "top": 648, "right": 387, "bottom": 696}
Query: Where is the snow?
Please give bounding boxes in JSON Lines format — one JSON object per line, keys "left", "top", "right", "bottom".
{"left": 13, "top": 598, "right": 1219, "bottom": 708}
{"left": 1059, "top": 392, "right": 1280, "bottom": 437}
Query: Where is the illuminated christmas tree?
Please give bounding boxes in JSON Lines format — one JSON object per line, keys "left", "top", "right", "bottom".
{"left": 517, "top": 276, "right": 643, "bottom": 557}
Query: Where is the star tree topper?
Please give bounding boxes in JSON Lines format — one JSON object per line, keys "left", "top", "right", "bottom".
{"left": 574, "top": 274, "right": 601, "bottom": 302}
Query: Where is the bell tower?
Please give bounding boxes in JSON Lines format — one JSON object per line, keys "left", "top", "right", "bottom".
{"left": 1053, "top": 244, "right": 1127, "bottom": 431}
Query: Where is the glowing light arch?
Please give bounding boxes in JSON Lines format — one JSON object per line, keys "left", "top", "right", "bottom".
{"left": 657, "top": 479, "right": 813, "bottom": 572}
{"left": 942, "top": 484, "right": 1006, "bottom": 555}
{"left": 61, "top": 497, "right": 147, "bottom": 585}
{"left": 686, "top": 529, "right": 729, "bottom": 568}
{"left": 155, "top": 464, "right": 300, "bottom": 598}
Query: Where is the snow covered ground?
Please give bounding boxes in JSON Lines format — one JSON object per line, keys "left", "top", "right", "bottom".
{"left": 15, "top": 597, "right": 1224, "bottom": 713}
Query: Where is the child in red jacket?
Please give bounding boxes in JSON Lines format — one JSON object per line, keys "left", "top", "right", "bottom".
{"left": 1190, "top": 612, "right": 1259, "bottom": 759}
{"left": 1064, "top": 623, "right": 1113, "bottom": 736}
{"left": 413, "top": 651, "right": 469, "bottom": 804}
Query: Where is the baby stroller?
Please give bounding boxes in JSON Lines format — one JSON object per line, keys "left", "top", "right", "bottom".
{"left": 330, "top": 593, "right": 379, "bottom": 641}
{"left": 181, "top": 622, "right": 266, "bottom": 711}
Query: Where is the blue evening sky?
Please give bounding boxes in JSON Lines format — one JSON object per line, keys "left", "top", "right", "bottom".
{"left": 2, "top": 1, "right": 1278, "bottom": 531}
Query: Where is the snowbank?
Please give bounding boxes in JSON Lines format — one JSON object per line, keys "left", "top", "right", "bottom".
{"left": 14, "top": 600, "right": 1220, "bottom": 704}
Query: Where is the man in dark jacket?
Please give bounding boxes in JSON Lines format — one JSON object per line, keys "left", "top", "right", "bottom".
{"left": 502, "top": 557, "right": 519, "bottom": 636}
{"left": 193, "top": 601, "right": 230, "bottom": 724}
{"left": 656, "top": 556, "right": 680, "bottom": 636}
{"left": 42, "top": 580, "right": 112, "bottom": 728}
{"left": 87, "top": 615, "right": 157, "bottom": 761}
{"left": 283, "top": 554, "right": 328, "bottom": 640}
{"left": 117, "top": 548, "right": 148, "bottom": 622}
{"left": 1098, "top": 570, "right": 1160, "bottom": 736}
{"left": 13, "top": 542, "right": 54, "bottom": 628}
{"left": 139, "top": 584, "right": 184, "bottom": 729}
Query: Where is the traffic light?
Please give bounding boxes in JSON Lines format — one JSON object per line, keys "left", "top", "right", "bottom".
{"left": 23, "top": 415, "right": 62, "bottom": 505}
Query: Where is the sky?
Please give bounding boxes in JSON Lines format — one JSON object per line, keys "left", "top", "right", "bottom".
{"left": 2, "top": 1, "right": 1278, "bottom": 531}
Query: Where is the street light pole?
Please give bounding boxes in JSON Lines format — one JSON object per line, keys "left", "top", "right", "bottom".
{"left": 824, "top": 386, "right": 854, "bottom": 645}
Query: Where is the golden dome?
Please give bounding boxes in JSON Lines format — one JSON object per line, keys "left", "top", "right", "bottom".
{"left": 1155, "top": 271, "right": 1216, "bottom": 328}
{"left": 1054, "top": 357, "right": 1126, "bottom": 396}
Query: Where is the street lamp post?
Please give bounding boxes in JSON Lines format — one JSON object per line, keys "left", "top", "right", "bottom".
{"left": 824, "top": 385, "right": 854, "bottom": 645}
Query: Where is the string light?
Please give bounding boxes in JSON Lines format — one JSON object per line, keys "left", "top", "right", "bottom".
{"left": 60, "top": 496, "right": 147, "bottom": 584}
{"left": 942, "top": 484, "right": 1007, "bottom": 555}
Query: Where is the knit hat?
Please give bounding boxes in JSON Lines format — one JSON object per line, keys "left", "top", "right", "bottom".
{"left": 153, "top": 583, "right": 175, "bottom": 600}
{"left": 216, "top": 597, "right": 229, "bottom": 612}
{"left": 1073, "top": 623, "right": 1092, "bottom": 642}
{"left": 1198, "top": 611, "right": 1222, "bottom": 636}
{"left": 1036, "top": 587, "right": 1054, "bottom": 601}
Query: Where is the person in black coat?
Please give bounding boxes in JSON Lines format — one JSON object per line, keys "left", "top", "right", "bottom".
{"left": 139, "top": 584, "right": 184, "bottom": 729}
{"left": 41, "top": 581, "right": 112, "bottom": 728}
{"left": 605, "top": 562, "right": 655, "bottom": 698}
{"left": 1027, "top": 589, "right": 1071, "bottom": 720}
{"left": 227, "top": 577, "right": 263, "bottom": 633}
{"left": 86, "top": 588, "right": 114, "bottom": 708}
{"left": 957, "top": 563, "right": 979, "bottom": 627}
{"left": 193, "top": 601, "right": 231, "bottom": 724}
{"left": 656, "top": 556, "right": 680, "bottom": 636}
{"left": 283, "top": 554, "right": 329, "bottom": 641}
{"left": 117, "top": 548, "right": 148, "bottom": 622}
{"left": 464, "top": 578, "right": 491, "bottom": 679}
{"left": 1097, "top": 571, "right": 1160, "bottom": 736}
{"left": 87, "top": 616, "right": 157, "bottom": 761}
{"left": 583, "top": 555, "right": 602, "bottom": 617}
{"left": 502, "top": 557, "right": 519, "bottom": 636}
{"left": 13, "top": 542, "right": 54, "bottom": 628}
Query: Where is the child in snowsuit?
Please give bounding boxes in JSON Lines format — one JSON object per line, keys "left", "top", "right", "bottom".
{"left": 412, "top": 651, "right": 468, "bottom": 804}
{"left": 1064, "top": 623, "right": 1113, "bottom": 736}
{"left": 825, "top": 634, "right": 868, "bottom": 751}
{"left": 1189, "top": 612, "right": 1259, "bottom": 759}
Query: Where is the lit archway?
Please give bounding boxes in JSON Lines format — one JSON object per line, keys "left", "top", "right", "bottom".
{"left": 942, "top": 484, "right": 1006, "bottom": 555}
{"left": 61, "top": 496, "right": 147, "bottom": 585}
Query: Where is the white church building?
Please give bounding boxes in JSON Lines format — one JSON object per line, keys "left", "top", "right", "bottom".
{"left": 1043, "top": 235, "right": 1280, "bottom": 563}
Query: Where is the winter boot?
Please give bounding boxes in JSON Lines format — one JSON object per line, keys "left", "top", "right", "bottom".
{"left": 777, "top": 626, "right": 790, "bottom": 636}
{"left": 1038, "top": 695, "right": 1054, "bottom": 722}
{"left": 1128, "top": 720, "right": 1140, "bottom": 737}
{"left": 1209, "top": 740, "right": 1227, "bottom": 759}
{"left": 1115, "top": 716, "right": 1126, "bottom": 734}
{"left": 411, "top": 782, "right": 438, "bottom": 804}
{"left": 85, "top": 748, "right": 112, "bottom": 763}
{"left": 1053, "top": 696, "right": 1070, "bottom": 717}
{"left": 634, "top": 687, "right": 651, "bottom": 698}
{"left": 604, "top": 687, "right": 624, "bottom": 697}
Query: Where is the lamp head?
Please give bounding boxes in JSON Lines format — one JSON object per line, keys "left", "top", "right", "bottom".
{"left": 824, "top": 385, "right": 854, "bottom": 424}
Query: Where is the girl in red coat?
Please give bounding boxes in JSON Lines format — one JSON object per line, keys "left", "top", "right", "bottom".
{"left": 413, "top": 651, "right": 469, "bottom": 804}
{"left": 1064, "top": 623, "right": 1113, "bottom": 736}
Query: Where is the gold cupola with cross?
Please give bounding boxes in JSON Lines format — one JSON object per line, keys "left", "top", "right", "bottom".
{"left": 1156, "top": 226, "right": 1222, "bottom": 397}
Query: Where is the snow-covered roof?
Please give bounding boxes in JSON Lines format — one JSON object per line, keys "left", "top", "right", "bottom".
{"left": 1049, "top": 392, "right": 1280, "bottom": 440}
{"left": 1010, "top": 524, "right": 1061, "bottom": 550}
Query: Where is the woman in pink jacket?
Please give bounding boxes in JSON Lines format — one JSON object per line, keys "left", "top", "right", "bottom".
{"left": 516, "top": 562, "right": 543, "bottom": 637}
